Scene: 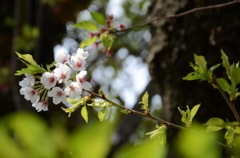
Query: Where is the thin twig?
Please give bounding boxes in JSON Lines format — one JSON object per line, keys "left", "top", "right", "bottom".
{"left": 212, "top": 75, "right": 240, "bottom": 122}
{"left": 84, "top": 89, "right": 184, "bottom": 129}
{"left": 83, "top": 88, "right": 230, "bottom": 149}
{"left": 112, "top": 0, "right": 240, "bottom": 33}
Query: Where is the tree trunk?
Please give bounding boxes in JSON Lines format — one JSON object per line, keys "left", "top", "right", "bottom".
{"left": 147, "top": 0, "right": 240, "bottom": 157}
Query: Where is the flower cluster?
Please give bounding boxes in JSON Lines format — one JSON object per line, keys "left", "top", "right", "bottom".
{"left": 19, "top": 48, "right": 92, "bottom": 112}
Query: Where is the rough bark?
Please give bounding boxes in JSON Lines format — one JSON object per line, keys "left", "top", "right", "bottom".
{"left": 147, "top": 0, "right": 240, "bottom": 157}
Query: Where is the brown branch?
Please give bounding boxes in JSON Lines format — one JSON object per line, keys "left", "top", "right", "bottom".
{"left": 113, "top": 0, "right": 240, "bottom": 33}
{"left": 83, "top": 89, "right": 230, "bottom": 149}
{"left": 84, "top": 89, "right": 185, "bottom": 129}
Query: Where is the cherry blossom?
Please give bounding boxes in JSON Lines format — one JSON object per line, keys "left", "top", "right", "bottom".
{"left": 32, "top": 101, "right": 48, "bottom": 112}
{"left": 70, "top": 54, "right": 86, "bottom": 71}
{"left": 48, "top": 87, "right": 67, "bottom": 105}
{"left": 76, "top": 70, "right": 92, "bottom": 90}
{"left": 21, "top": 87, "right": 40, "bottom": 103}
{"left": 19, "top": 74, "right": 35, "bottom": 88}
{"left": 55, "top": 51, "right": 69, "bottom": 65}
{"left": 64, "top": 81, "right": 82, "bottom": 99}
{"left": 40, "top": 72, "right": 57, "bottom": 89}
{"left": 53, "top": 64, "right": 70, "bottom": 84}
{"left": 76, "top": 48, "right": 89, "bottom": 59}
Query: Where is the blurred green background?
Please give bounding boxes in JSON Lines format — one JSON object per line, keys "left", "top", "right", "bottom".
{"left": 1, "top": 0, "right": 237, "bottom": 157}
{"left": 0, "top": 0, "right": 164, "bottom": 157}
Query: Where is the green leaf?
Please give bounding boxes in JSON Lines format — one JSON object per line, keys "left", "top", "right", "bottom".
{"left": 15, "top": 65, "right": 47, "bottom": 76}
{"left": 15, "top": 52, "right": 38, "bottom": 66}
{"left": 205, "top": 117, "right": 225, "bottom": 126}
{"left": 194, "top": 54, "right": 207, "bottom": 71}
{"left": 206, "top": 126, "right": 223, "bottom": 132}
{"left": 209, "top": 63, "right": 221, "bottom": 73}
{"left": 80, "top": 37, "right": 98, "bottom": 48}
{"left": 182, "top": 72, "right": 205, "bottom": 81}
{"left": 178, "top": 107, "right": 186, "bottom": 118}
{"left": 120, "top": 109, "right": 129, "bottom": 114}
{"left": 98, "top": 108, "right": 107, "bottom": 122}
{"left": 190, "top": 104, "right": 200, "bottom": 118}
{"left": 81, "top": 106, "right": 88, "bottom": 123}
{"left": 235, "top": 126, "right": 240, "bottom": 134}
{"left": 139, "top": 91, "right": 149, "bottom": 113}
{"left": 205, "top": 117, "right": 225, "bottom": 132}
{"left": 67, "top": 98, "right": 79, "bottom": 104}
{"left": 221, "top": 49, "right": 231, "bottom": 77}
{"left": 100, "top": 33, "right": 115, "bottom": 49}
{"left": 73, "top": 21, "right": 98, "bottom": 31}
{"left": 232, "top": 67, "right": 240, "bottom": 85}
{"left": 46, "top": 61, "right": 56, "bottom": 71}
{"left": 90, "top": 11, "right": 106, "bottom": 25}
{"left": 224, "top": 128, "right": 235, "bottom": 145}
{"left": 216, "top": 78, "right": 230, "bottom": 93}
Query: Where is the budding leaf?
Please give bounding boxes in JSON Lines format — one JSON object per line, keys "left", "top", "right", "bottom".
{"left": 120, "top": 109, "right": 129, "bottom": 114}
{"left": 80, "top": 37, "right": 98, "bottom": 48}
{"left": 178, "top": 104, "right": 200, "bottom": 128}
{"left": 81, "top": 106, "right": 88, "bottom": 123}
{"left": 15, "top": 52, "right": 38, "bottom": 67}
{"left": 139, "top": 91, "right": 150, "bottom": 113}
{"left": 221, "top": 49, "right": 231, "bottom": 77}
{"left": 100, "top": 33, "right": 115, "bottom": 50}
{"left": 73, "top": 21, "right": 98, "bottom": 31}
{"left": 146, "top": 124, "right": 167, "bottom": 145}
{"left": 209, "top": 63, "right": 221, "bottom": 73}
{"left": 183, "top": 54, "right": 216, "bottom": 83}
{"left": 98, "top": 108, "right": 107, "bottom": 122}
{"left": 90, "top": 11, "right": 106, "bottom": 25}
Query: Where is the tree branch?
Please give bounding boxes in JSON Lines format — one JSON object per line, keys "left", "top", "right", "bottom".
{"left": 83, "top": 88, "right": 230, "bottom": 149}
{"left": 113, "top": 0, "right": 240, "bottom": 33}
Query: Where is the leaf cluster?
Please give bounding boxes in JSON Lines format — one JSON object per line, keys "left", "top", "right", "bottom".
{"left": 178, "top": 104, "right": 200, "bottom": 128}
{"left": 73, "top": 11, "right": 115, "bottom": 51}
{"left": 15, "top": 52, "right": 47, "bottom": 76}
{"left": 205, "top": 117, "right": 240, "bottom": 145}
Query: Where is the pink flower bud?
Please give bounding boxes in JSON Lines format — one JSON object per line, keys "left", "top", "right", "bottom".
{"left": 119, "top": 24, "right": 125, "bottom": 29}
{"left": 88, "top": 32, "right": 95, "bottom": 38}
{"left": 107, "top": 14, "right": 114, "bottom": 20}
{"left": 105, "top": 20, "right": 111, "bottom": 26}
{"left": 93, "top": 42, "right": 100, "bottom": 49}
{"left": 102, "top": 46, "right": 112, "bottom": 57}
{"left": 95, "top": 32, "right": 101, "bottom": 37}
{"left": 99, "top": 28, "right": 107, "bottom": 33}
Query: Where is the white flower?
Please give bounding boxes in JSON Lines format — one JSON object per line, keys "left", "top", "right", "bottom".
{"left": 53, "top": 64, "right": 70, "bottom": 84}
{"left": 55, "top": 51, "right": 69, "bottom": 65}
{"left": 76, "top": 48, "right": 89, "bottom": 59}
{"left": 40, "top": 72, "right": 57, "bottom": 89}
{"left": 19, "top": 74, "right": 35, "bottom": 88}
{"left": 48, "top": 87, "right": 67, "bottom": 105}
{"left": 32, "top": 101, "right": 48, "bottom": 112}
{"left": 64, "top": 81, "right": 82, "bottom": 98}
{"left": 76, "top": 70, "right": 92, "bottom": 90}
{"left": 70, "top": 55, "right": 86, "bottom": 71}
{"left": 21, "top": 87, "right": 40, "bottom": 103}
